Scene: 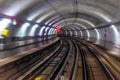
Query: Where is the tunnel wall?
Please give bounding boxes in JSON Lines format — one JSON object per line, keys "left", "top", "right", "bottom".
{"left": 0, "top": 26, "right": 57, "bottom": 50}
{"left": 0, "top": 35, "right": 56, "bottom": 50}
{"left": 80, "top": 25, "right": 120, "bottom": 52}
{"left": 0, "top": 17, "right": 58, "bottom": 51}
{"left": 62, "top": 25, "right": 120, "bottom": 53}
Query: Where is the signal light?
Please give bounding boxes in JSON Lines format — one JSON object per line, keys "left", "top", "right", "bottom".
{"left": 55, "top": 26, "right": 61, "bottom": 32}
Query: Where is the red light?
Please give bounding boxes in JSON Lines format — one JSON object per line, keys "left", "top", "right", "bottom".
{"left": 55, "top": 26, "right": 61, "bottom": 32}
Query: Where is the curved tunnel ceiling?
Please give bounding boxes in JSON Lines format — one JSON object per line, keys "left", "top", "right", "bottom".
{"left": 1, "top": 0, "right": 119, "bottom": 22}
{"left": 0, "top": 0, "right": 120, "bottom": 39}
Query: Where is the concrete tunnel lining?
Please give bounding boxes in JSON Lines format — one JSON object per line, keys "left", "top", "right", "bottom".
{"left": 0, "top": 0, "right": 119, "bottom": 55}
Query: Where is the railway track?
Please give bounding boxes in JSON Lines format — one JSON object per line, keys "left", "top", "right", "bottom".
{"left": 0, "top": 38, "right": 79, "bottom": 80}
{"left": 80, "top": 39, "right": 120, "bottom": 80}
{"left": 78, "top": 43, "right": 110, "bottom": 80}
{"left": 0, "top": 37, "right": 119, "bottom": 80}
{"left": 0, "top": 41, "right": 61, "bottom": 80}
{"left": 53, "top": 39, "right": 79, "bottom": 80}
{"left": 73, "top": 38, "right": 116, "bottom": 80}
{"left": 23, "top": 38, "right": 79, "bottom": 80}
{"left": 22, "top": 39, "right": 70, "bottom": 80}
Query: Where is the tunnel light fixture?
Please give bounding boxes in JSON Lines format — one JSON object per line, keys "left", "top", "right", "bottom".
{"left": 45, "top": 27, "right": 50, "bottom": 32}
{"left": 48, "top": 28, "right": 53, "bottom": 35}
{"left": 44, "top": 27, "right": 50, "bottom": 36}
{"left": 38, "top": 26, "right": 46, "bottom": 36}
{"left": 94, "top": 28, "right": 100, "bottom": 43}
{"left": 110, "top": 25, "right": 119, "bottom": 43}
{"left": 29, "top": 24, "right": 39, "bottom": 36}
{"left": 17, "top": 22, "right": 31, "bottom": 37}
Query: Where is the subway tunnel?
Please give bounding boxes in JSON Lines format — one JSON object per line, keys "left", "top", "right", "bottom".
{"left": 0, "top": 0, "right": 120, "bottom": 80}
